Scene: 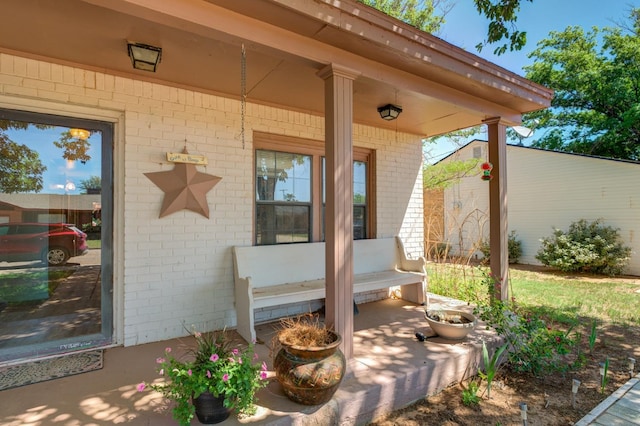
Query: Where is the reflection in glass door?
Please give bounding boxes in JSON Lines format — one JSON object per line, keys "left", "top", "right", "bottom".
{"left": 0, "top": 109, "right": 113, "bottom": 362}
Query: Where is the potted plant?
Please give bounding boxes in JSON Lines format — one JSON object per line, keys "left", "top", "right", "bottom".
{"left": 424, "top": 308, "right": 477, "bottom": 340}
{"left": 138, "top": 328, "right": 268, "bottom": 425}
{"left": 272, "top": 313, "right": 346, "bottom": 406}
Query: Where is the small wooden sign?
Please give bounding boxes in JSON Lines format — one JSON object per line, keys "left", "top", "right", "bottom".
{"left": 166, "top": 152, "right": 208, "bottom": 165}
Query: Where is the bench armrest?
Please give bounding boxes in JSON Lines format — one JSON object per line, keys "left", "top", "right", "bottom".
{"left": 395, "top": 236, "right": 427, "bottom": 274}
{"left": 401, "top": 256, "right": 427, "bottom": 274}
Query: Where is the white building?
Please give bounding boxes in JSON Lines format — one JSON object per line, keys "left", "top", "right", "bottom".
{"left": 439, "top": 140, "right": 640, "bottom": 275}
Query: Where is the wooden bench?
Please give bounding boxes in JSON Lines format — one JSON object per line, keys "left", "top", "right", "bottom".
{"left": 232, "top": 237, "right": 427, "bottom": 343}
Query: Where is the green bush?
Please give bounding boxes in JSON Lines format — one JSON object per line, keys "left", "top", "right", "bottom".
{"left": 474, "top": 271, "right": 580, "bottom": 376}
{"left": 535, "top": 219, "right": 631, "bottom": 276}
{"left": 479, "top": 230, "right": 522, "bottom": 264}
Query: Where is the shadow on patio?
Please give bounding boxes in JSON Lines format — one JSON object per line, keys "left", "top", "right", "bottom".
{"left": 0, "top": 295, "right": 500, "bottom": 425}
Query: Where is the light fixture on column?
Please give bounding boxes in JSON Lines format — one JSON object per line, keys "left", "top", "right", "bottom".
{"left": 377, "top": 104, "right": 402, "bottom": 120}
{"left": 127, "top": 42, "right": 162, "bottom": 72}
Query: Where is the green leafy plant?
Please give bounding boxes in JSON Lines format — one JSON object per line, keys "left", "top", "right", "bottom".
{"left": 600, "top": 357, "right": 609, "bottom": 394}
{"left": 474, "top": 271, "right": 579, "bottom": 376}
{"left": 479, "top": 230, "right": 523, "bottom": 264}
{"left": 461, "top": 380, "right": 480, "bottom": 406}
{"left": 478, "top": 341, "right": 508, "bottom": 399}
{"left": 536, "top": 219, "right": 631, "bottom": 275}
{"left": 138, "top": 328, "right": 268, "bottom": 426}
{"left": 588, "top": 319, "right": 597, "bottom": 355}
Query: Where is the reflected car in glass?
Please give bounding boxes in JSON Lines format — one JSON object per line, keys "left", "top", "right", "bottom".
{"left": 0, "top": 223, "right": 89, "bottom": 266}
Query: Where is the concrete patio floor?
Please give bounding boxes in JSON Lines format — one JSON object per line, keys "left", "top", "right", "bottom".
{"left": 0, "top": 295, "right": 501, "bottom": 426}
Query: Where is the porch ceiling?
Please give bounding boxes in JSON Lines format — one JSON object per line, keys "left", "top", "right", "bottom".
{"left": 1, "top": 0, "right": 553, "bottom": 137}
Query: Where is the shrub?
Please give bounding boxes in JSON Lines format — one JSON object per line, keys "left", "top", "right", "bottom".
{"left": 535, "top": 219, "right": 631, "bottom": 275}
{"left": 479, "top": 230, "right": 522, "bottom": 264}
{"left": 474, "top": 272, "right": 580, "bottom": 376}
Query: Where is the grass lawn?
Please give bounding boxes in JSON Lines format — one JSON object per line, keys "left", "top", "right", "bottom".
{"left": 510, "top": 270, "right": 640, "bottom": 325}
{"left": 427, "top": 263, "right": 640, "bottom": 326}
{"left": 86, "top": 240, "right": 101, "bottom": 249}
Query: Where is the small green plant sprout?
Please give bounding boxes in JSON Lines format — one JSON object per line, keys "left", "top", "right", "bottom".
{"left": 461, "top": 380, "right": 480, "bottom": 406}
{"left": 588, "top": 319, "right": 597, "bottom": 355}
{"left": 478, "top": 341, "right": 508, "bottom": 399}
{"left": 599, "top": 357, "right": 610, "bottom": 394}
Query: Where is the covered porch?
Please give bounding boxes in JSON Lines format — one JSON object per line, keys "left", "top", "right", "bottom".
{"left": 0, "top": 295, "right": 499, "bottom": 425}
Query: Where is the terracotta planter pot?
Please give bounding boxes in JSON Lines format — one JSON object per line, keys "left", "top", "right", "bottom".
{"left": 193, "top": 391, "right": 231, "bottom": 424}
{"left": 274, "top": 331, "right": 346, "bottom": 405}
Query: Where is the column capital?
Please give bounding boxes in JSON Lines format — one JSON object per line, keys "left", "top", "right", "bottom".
{"left": 482, "top": 116, "right": 517, "bottom": 127}
{"left": 317, "top": 63, "right": 361, "bottom": 81}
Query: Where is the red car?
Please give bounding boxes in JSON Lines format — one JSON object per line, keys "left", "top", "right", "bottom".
{"left": 0, "top": 223, "right": 88, "bottom": 266}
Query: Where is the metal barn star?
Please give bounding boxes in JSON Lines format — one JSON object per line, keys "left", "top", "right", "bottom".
{"left": 145, "top": 163, "right": 221, "bottom": 218}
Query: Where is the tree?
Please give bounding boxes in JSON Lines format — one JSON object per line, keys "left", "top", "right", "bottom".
{"left": 423, "top": 158, "right": 481, "bottom": 190}
{"left": 359, "top": 0, "right": 453, "bottom": 34}
{"left": 523, "top": 10, "right": 640, "bottom": 160}
{"left": 0, "top": 122, "right": 47, "bottom": 193}
{"left": 473, "top": 0, "right": 533, "bottom": 54}
{"left": 54, "top": 131, "right": 92, "bottom": 164}
{"left": 360, "top": 0, "right": 533, "bottom": 54}
{"left": 79, "top": 176, "right": 101, "bottom": 194}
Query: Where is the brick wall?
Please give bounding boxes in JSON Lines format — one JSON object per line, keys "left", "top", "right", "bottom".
{"left": 0, "top": 53, "right": 425, "bottom": 346}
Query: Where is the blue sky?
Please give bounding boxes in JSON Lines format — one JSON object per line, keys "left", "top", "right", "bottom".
{"left": 6, "top": 126, "right": 101, "bottom": 195}
{"left": 426, "top": 0, "right": 638, "bottom": 162}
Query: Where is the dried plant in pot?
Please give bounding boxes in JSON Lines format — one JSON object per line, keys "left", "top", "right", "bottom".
{"left": 425, "top": 308, "right": 477, "bottom": 340}
{"left": 272, "top": 313, "right": 346, "bottom": 405}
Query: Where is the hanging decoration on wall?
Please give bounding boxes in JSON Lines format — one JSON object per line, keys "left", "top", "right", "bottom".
{"left": 480, "top": 162, "right": 493, "bottom": 181}
{"left": 145, "top": 148, "right": 221, "bottom": 219}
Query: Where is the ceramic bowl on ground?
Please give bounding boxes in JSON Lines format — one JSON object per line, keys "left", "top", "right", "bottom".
{"left": 424, "top": 309, "right": 477, "bottom": 340}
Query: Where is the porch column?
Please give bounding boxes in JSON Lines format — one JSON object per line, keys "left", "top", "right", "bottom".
{"left": 317, "top": 64, "right": 360, "bottom": 359}
{"left": 483, "top": 117, "right": 509, "bottom": 301}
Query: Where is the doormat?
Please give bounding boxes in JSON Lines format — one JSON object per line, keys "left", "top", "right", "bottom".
{"left": 0, "top": 350, "right": 103, "bottom": 391}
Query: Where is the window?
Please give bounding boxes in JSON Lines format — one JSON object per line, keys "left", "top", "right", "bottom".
{"left": 256, "top": 150, "right": 312, "bottom": 244}
{"left": 254, "top": 132, "right": 374, "bottom": 245}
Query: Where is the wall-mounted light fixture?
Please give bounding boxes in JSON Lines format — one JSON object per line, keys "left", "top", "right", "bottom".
{"left": 127, "top": 42, "right": 162, "bottom": 72}
{"left": 69, "top": 128, "right": 90, "bottom": 140}
{"left": 377, "top": 104, "right": 402, "bottom": 121}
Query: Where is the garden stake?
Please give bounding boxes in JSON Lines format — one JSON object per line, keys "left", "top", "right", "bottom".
{"left": 519, "top": 402, "right": 528, "bottom": 426}
{"left": 571, "top": 379, "right": 580, "bottom": 409}
{"left": 629, "top": 357, "right": 636, "bottom": 378}
{"left": 599, "top": 358, "right": 609, "bottom": 394}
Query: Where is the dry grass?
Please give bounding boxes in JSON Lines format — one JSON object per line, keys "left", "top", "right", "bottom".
{"left": 275, "top": 313, "right": 335, "bottom": 347}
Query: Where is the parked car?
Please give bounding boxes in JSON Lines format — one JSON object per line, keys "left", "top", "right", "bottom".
{"left": 0, "top": 223, "right": 88, "bottom": 266}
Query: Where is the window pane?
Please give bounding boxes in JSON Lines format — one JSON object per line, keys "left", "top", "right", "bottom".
{"left": 354, "top": 161, "right": 366, "bottom": 204}
{"left": 354, "top": 206, "right": 366, "bottom": 240}
{"left": 256, "top": 204, "right": 310, "bottom": 245}
{"left": 256, "top": 150, "right": 311, "bottom": 202}
{"left": 321, "top": 159, "right": 367, "bottom": 240}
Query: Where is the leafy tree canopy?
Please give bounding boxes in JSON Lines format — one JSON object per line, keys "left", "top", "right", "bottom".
{"left": 360, "top": 0, "right": 532, "bottom": 54}
{"left": 79, "top": 176, "right": 101, "bottom": 194}
{"left": 54, "top": 131, "right": 92, "bottom": 164}
{"left": 0, "top": 135, "right": 46, "bottom": 194}
{"left": 0, "top": 121, "right": 47, "bottom": 193}
{"left": 423, "top": 157, "right": 481, "bottom": 190}
{"left": 523, "top": 9, "right": 640, "bottom": 161}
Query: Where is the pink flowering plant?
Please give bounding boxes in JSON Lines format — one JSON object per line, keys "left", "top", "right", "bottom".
{"left": 138, "top": 328, "right": 268, "bottom": 426}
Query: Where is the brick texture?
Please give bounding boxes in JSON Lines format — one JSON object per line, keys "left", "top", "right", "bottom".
{"left": 0, "top": 53, "right": 425, "bottom": 347}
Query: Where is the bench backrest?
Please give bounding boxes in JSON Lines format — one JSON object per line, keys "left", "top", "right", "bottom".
{"left": 233, "top": 238, "right": 400, "bottom": 289}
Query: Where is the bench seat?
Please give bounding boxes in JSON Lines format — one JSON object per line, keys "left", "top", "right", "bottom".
{"left": 232, "top": 236, "right": 427, "bottom": 343}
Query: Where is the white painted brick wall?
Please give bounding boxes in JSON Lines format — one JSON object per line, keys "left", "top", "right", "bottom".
{"left": 0, "top": 53, "right": 425, "bottom": 347}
